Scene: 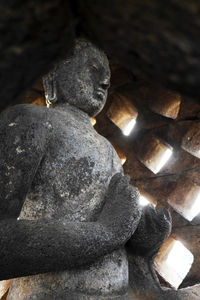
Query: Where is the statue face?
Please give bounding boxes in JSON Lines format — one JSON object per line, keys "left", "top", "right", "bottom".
{"left": 55, "top": 43, "right": 110, "bottom": 117}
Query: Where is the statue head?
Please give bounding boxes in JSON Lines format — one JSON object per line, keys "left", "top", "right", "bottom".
{"left": 43, "top": 39, "right": 110, "bottom": 117}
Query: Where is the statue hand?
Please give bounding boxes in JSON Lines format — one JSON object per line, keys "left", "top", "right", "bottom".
{"left": 128, "top": 205, "right": 172, "bottom": 258}
{"left": 99, "top": 173, "right": 141, "bottom": 245}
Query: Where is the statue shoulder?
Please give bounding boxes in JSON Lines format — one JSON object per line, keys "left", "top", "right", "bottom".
{"left": 0, "top": 103, "right": 50, "bottom": 132}
{"left": 0, "top": 104, "right": 49, "bottom": 151}
{"left": 0, "top": 104, "right": 49, "bottom": 218}
{"left": 0, "top": 103, "right": 47, "bottom": 125}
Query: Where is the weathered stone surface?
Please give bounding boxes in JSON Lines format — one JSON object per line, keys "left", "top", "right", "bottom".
{"left": 107, "top": 92, "right": 138, "bottom": 133}
{"left": 1, "top": 5, "right": 200, "bottom": 292}
{"left": 182, "top": 122, "right": 200, "bottom": 159}
{"left": 168, "top": 176, "right": 200, "bottom": 221}
{"left": 134, "top": 133, "right": 173, "bottom": 174}
{"left": 1, "top": 40, "right": 143, "bottom": 300}
{"left": 147, "top": 86, "right": 181, "bottom": 119}
{"left": 3, "top": 36, "right": 199, "bottom": 300}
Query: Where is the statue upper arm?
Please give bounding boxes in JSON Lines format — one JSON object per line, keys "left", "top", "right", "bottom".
{"left": 0, "top": 104, "right": 47, "bottom": 219}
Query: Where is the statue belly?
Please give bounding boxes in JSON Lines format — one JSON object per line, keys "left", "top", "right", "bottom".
{"left": 7, "top": 248, "right": 129, "bottom": 300}
{"left": 19, "top": 132, "right": 122, "bottom": 222}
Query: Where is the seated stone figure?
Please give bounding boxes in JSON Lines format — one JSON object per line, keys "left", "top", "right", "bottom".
{"left": 0, "top": 39, "right": 171, "bottom": 300}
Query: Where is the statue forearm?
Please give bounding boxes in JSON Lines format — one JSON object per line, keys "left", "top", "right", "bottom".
{"left": 0, "top": 218, "right": 121, "bottom": 280}
{"left": 0, "top": 174, "right": 141, "bottom": 280}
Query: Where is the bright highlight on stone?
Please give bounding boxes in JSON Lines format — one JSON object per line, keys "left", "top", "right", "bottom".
{"left": 187, "top": 190, "right": 200, "bottom": 221}
{"left": 154, "top": 148, "right": 173, "bottom": 174}
{"left": 139, "top": 195, "right": 151, "bottom": 206}
{"left": 137, "top": 134, "right": 173, "bottom": 174}
{"left": 107, "top": 92, "right": 138, "bottom": 137}
{"left": 166, "top": 241, "right": 194, "bottom": 288}
{"left": 90, "top": 117, "right": 96, "bottom": 126}
{"left": 122, "top": 119, "right": 136, "bottom": 136}
{"left": 155, "top": 238, "right": 194, "bottom": 289}
{"left": 120, "top": 157, "right": 127, "bottom": 165}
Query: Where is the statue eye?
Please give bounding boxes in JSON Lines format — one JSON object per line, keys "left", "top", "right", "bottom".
{"left": 92, "top": 64, "right": 98, "bottom": 71}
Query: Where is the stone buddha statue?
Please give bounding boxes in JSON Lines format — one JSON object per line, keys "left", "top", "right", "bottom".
{"left": 0, "top": 39, "right": 172, "bottom": 300}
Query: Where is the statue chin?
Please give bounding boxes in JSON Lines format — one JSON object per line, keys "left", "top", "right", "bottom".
{"left": 77, "top": 98, "right": 106, "bottom": 117}
{"left": 89, "top": 97, "right": 107, "bottom": 117}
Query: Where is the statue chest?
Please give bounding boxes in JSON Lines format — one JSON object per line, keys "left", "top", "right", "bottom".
{"left": 17, "top": 113, "right": 127, "bottom": 299}
{"left": 20, "top": 118, "right": 122, "bottom": 221}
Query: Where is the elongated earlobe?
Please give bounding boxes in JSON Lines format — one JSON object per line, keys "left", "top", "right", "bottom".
{"left": 43, "top": 71, "right": 57, "bottom": 107}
